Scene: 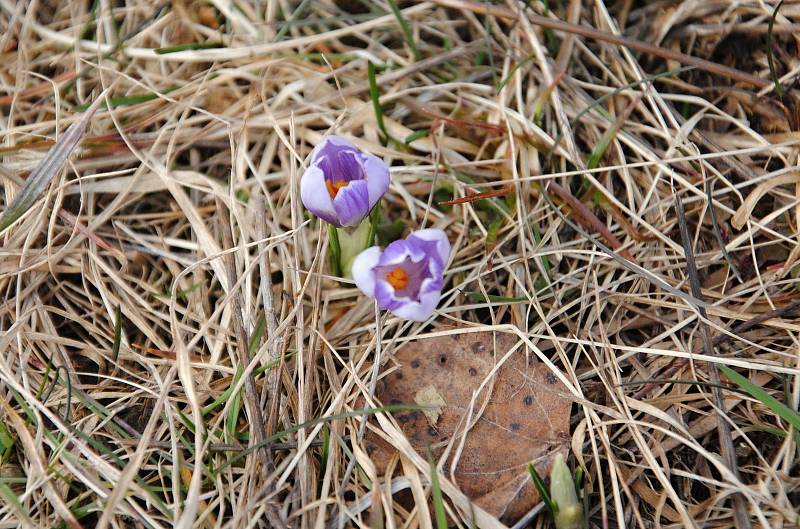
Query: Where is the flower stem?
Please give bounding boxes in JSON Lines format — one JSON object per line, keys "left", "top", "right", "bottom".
{"left": 327, "top": 223, "right": 343, "bottom": 277}
{"left": 367, "top": 201, "right": 380, "bottom": 247}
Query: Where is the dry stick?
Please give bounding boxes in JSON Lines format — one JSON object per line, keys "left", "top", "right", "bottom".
{"left": 219, "top": 202, "right": 287, "bottom": 529}
{"left": 218, "top": 204, "right": 272, "bottom": 472}
{"left": 254, "top": 193, "right": 283, "bottom": 437}
{"left": 430, "top": 0, "right": 774, "bottom": 90}
{"left": 545, "top": 180, "right": 635, "bottom": 262}
{"left": 673, "top": 193, "right": 752, "bottom": 529}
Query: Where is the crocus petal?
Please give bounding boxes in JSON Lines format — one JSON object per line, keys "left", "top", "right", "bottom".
{"left": 378, "top": 238, "right": 428, "bottom": 268}
{"left": 361, "top": 152, "right": 391, "bottom": 207}
{"left": 352, "top": 246, "right": 382, "bottom": 298}
{"left": 312, "top": 136, "right": 367, "bottom": 188}
{"left": 390, "top": 289, "right": 441, "bottom": 321}
{"left": 332, "top": 180, "right": 370, "bottom": 226}
{"left": 310, "top": 135, "right": 358, "bottom": 165}
{"left": 408, "top": 229, "right": 451, "bottom": 265}
{"left": 300, "top": 164, "right": 339, "bottom": 225}
{"left": 353, "top": 229, "right": 451, "bottom": 322}
{"left": 374, "top": 280, "right": 402, "bottom": 311}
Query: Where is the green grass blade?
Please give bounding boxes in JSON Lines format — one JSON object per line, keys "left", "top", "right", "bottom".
{"left": 767, "top": 0, "right": 786, "bottom": 97}
{"left": 528, "top": 463, "right": 557, "bottom": 513}
{"left": 532, "top": 221, "right": 551, "bottom": 284}
{"left": 404, "top": 129, "right": 429, "bottom": 144}
{"left": 386, "top": 0, "right": 421, "bottom": 60}
{"left": 154, "top": 41, "right": 225, "bottom": 54}
{"left": 368, "top": 62, "right": 396, "bottom": 145}
{"left": 462, "top": 291, "right": 528, "bottom": 303}
{"left": 275, "top": 0, "right": 315, "bottom": 41}
{"left": 367, "top": 202, "right": 381, "bottom": 248}
{"left": 248, "top": 312, "right": 266, "bottom": 354}
{"left": 0, "top": 421, "right": 13, "bottom": 462}
{"left": 720, "top": 365, "right": 800, "bottom": 430}
{"left": 0, "top": 482, "right": 35, "bottom": 526}
{"left": 428, "top": 449, "right": 448, "bottom": 529}
{"left": 111, "top": 305, "right": 122, "bottom": 364}
{"left": 74, "top": 85, "right": 179, "bottom": 112}
{"left": 217, "top": 404, "right": 422, "bottom": 472}
{"left": 327, "top": 223, "right": 343, "bottom": 277}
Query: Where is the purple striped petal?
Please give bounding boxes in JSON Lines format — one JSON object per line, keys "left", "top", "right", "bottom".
{"left": 351, "top": 229, "right": 450, "bottom": 322}
{"left": 408, "top": 229, "right": 451, "bottom": 265}
{"left": 300, "top": 135, "right": 390, "bottom": 227}
{"left": 332, "top": 180, "right": 370, "bottom": 227}
{"left": 352, "top": 246, "right": 381, "bottom": 297}
{"left": 299, "top": 165, "right": 338, "bottom": 225}
{"left": 362, "top": 152, "right": 391, "bottom": 207}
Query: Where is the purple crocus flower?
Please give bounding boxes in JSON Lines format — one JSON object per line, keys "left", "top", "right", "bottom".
{"left": 351, "top": 229, "right": 450, "bottom": 321}
{"left": 300, "top": 135, "right": 390, "bottom": 227}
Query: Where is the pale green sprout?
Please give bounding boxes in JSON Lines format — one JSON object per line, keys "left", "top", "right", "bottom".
{"left": 549, "top": 453, "right": 583, "bottom": 529}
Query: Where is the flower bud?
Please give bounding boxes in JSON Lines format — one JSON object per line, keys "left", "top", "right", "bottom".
{"left": 550, "top": 453, "right": 583, "bottom": 529}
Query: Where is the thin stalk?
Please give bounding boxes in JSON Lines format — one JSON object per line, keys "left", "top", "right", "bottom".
{"left": 328, "top": 223, "right": 343, "bottom": 277}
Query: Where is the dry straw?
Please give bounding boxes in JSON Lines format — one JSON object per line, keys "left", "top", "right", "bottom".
{"left": 1, "top": 1, "right": 799, "bottom": 529}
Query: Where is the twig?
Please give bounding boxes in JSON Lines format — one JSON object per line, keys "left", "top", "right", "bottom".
{"left": 254, "top": 193, "right": 285, "bottom": 438}
{"left": 217, "top": 199, "right": 273, "bottom": 475}
{"left": 545, "top": 180, "right": 635, "bottom": 262}
{"left": 672, "top": 192, "right": 752, "bottom": 529}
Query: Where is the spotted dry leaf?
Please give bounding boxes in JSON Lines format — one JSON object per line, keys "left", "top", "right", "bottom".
{"left": 365, "top": 331, "right": 572, "bottom": 523}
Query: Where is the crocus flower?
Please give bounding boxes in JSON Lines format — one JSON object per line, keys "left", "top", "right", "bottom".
{"left": 351, "top": 229, "right": 450, "bottom": 321}
{"left": 300, "top": 135, "right": 390, "bottom": 227}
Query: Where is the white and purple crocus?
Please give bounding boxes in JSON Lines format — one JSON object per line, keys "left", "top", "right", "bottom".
{"left": 300, "top": 135, "right": 390, "bottom": 227}
{"left": 351, "top": 229, "right": 450, "bottom": 321}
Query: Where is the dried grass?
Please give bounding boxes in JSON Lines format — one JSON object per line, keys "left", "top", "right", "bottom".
{"left": 1, "top": 1, "right": 799, "bottom": 528}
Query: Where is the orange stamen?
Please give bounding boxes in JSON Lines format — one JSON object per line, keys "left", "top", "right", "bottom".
{"left": 326, "top": 179, "right": 349, "bottom": 198}
{"left": 386, "top": 267, "right": 409, "bottom": 290}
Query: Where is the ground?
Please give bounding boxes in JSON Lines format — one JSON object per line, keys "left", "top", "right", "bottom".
{"left": 0, "top": 1, "right": 799, "bottom": 528}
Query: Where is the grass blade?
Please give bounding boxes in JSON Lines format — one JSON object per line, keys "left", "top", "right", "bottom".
{"left": 720, "top": 365, "right": 800, "bottom": 431}
{"left": 111, "top": 305, "right": 122, "bottom": 364}
{"left": 0, "top": 91, "right": 106, "bottom": 233}
{"left": 428, "top": 449, "right": 448, "bottom": 529}
{"left": 218, "top": 404, "right": 422, "bottom": 472}
{"left": 528, "top": 463, "right": 556, "bottom": 513}
{"left": 386, "top": 0, "right": 421, "bottom": 60}
{"left": 462, "top": 291, "right": 528, "bottom": 303}
{"left": 154, "top": 41, "right": 224, "bottom": 54}
{"left": 328, "top": 223, "right": 343, "bottom": 277}
{"left": 767, "top": 0, "right": 785, "bottom": 96}
{"left": 368, "top": 61, "right": 396, "bottom": 145}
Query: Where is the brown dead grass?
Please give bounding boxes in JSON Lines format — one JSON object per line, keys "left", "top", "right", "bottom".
{"left": 1, "top": 1, "right": 799, "bottom": 528}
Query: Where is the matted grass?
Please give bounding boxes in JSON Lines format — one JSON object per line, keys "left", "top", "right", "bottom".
{"left": 1, "top": 1, "right": 799, "bottom": 528}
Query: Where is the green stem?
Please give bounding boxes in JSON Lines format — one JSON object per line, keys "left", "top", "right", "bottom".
{"left": 367, "top": 202, "right": 380, "bottom": 247}
{"left": 327, "top": 223, "right": 343, "bottom": 277}
{"left": 767, "top": 0, "right": 785, "bottom": 97}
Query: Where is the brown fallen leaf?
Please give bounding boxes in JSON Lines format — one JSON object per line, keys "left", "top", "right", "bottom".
{"left": 364, "top": 332, "right": 572, "bottom": 524}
